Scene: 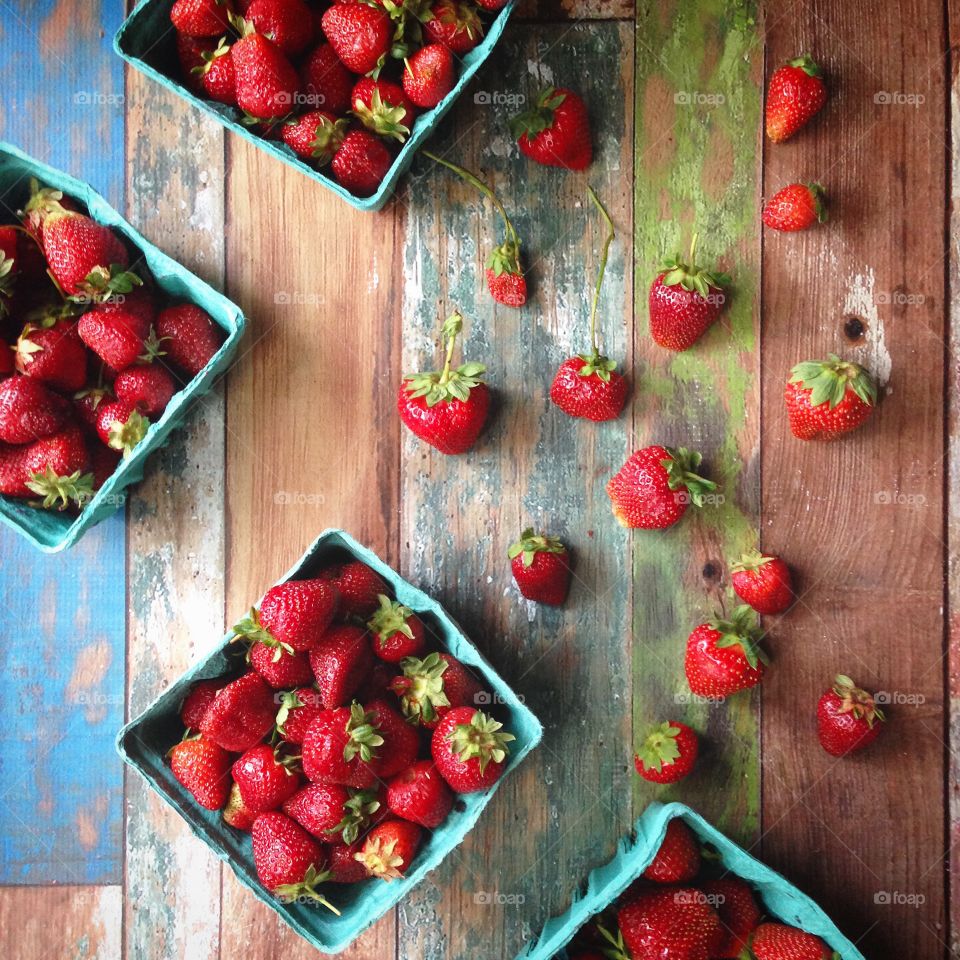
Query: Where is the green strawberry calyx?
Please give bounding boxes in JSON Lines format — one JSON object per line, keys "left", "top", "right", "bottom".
{"left": 354, "top": 834, "right": 406, "bottom": 880}
{"left": 832, "top": 675, "right": 885, "bottom": 727}
{"left": 26, "top": 465, "right": 95, "bottom": 511}
{"left": 659, "top": 233, "right": 730, "bottom": 300}
{"left": 508, "top": 86, "right": 566, "bottom": 140}
{"left": 352, "top": 86, "right": 410, "bottom": 143}
{"left": 138, "top": 327, "right": 170, "bottom": 364}
{"left": 368, "top": 593, "right": 416, "bottom": 642}
{"left": 730, "top": 550, "right": 774, "bottom": 574}
{"left": 804, "top": 181, "right": 828, "bottom": 223}
{"left": 706, "top": 605, "right": 769, "bottom": 670}
{"left": 343, "top": 702, "right": 385, "bottom": 763}
{"left": 275, "top": 689, "right": 305, "bottom": 734}
{"left": 789, "top": 354, "right": 877, "bottom": 410}
{"left": 508, "top": 527, "right": 567, "bottom": 568}
{"left": 661, "top": 447, "right": 718, "bottom": 508}
{"left": 402, "top": 312, "right": 486, "bottom": 407}
{"left": 576, "top": 185, "right": 619, "bottom": 380}
{"left": 390, "top": 651, "right": 451, "bottom": 724}
{"left": 74, "top": 262, "right": 143, "bottom": 304}
{"left": 486, "top": 239, "right": 522, "bottom": 279}
{"left": 192, "top": 35, "right": 231, "bottom": 77}
{"left": 595, "top": 922, "right": 631, "bottom": 960}
{"left": 329, "top": 788, "right": 382, "bottom": 844}
{"left": 232, "top": 606, "right": 292, "bottom": 656}
{"left": 636, "top": 721, "right": 684, "bottom": 774}
{"left": 107, "top": 408, "right": 149, "bottom": 459}
{"left": 273, "top": 862, "right": 340, "bottom": 914}
{"left": 21, "top": 178, "right": 69, "bottom": 231}
{"left": 446, "top": 709, "right": 515, "bottom": 774}
{"left": 788, "top": 54, "right": 823, "bottom": 78}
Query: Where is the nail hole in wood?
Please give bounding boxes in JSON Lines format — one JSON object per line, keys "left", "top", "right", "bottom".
{"left": 843, "top": 316, "right": 866, "bottom": 341}
{"left": 702, "top": 561, "right": 721, "bottom": 582}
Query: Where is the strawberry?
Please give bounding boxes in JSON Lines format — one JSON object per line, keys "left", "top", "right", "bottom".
{"left": 317, "top": 560, "right": 388, "bottom": 617}
{"left": 301, "top": 702, "right": 384, "bottom": 788}
{"left": 89, "top": 444, "right": 121, "bottom": 491}
{"left": 367, "top": 699, "right": 421, "bottom": 778}
{"left": 357, "top": 660, "right": 400, "bottom": 702}
{"left": 199, "top": 670, "right": 277, "bottom": 751}
{"left": 390, "top": 651, "right": 484, "bottom": 727}
{"left": 402, "top": 43, "right": 455, "bottom": 108}
{"left": 354, "top": 819, "right": 422, "bottom": 881}
{"left": 170, "top": 734, "right": 231, "bottom": 810}
{"left": 232, "top": 743, "right": 302, "bottom": 813}
{"left": 423, "top": 0, "right": 482, "bottom": 53}
{"left": 685, "top": 605, "right": 768, "bottom": 698}
{"left": 300, "top": 43, "right": 354, "bottom": 114}
{"left": 95, "top": 399, "right": 149, "bottom": 458}
{"left": 223, "top": 781, "right": 256, "bottom": 830}
{"left": 510, "top": 86, "right": 592, "bottom": 170}
{"left": 177, "top": 34, "right": 217, "bottom": 93}
{"left": 508, "top": 528, "right": 571, "bottom": 605}
{"left": 387, "top": 760, "right": 453, "bottom": 828}
{"left": 280, "top": 110, "right": 348, "bottom": 164}
{"left": 332, "top": 130, "right": 393, "bottom": 196}
{"left": 328, "top": 841, "right": 369, "bottom": 883}
{"left": 241, "top": 0, "right": 314, "bottom": 58}
{"left": 78, "top": 290, "right": 156, "bottom": 371}
{"left": 248, "top": 639, "right": 314, "bottom": 688}
{"left": 231, "top": 32, "right": 300, "bottom": 121}
{"left": 0, "top": 232, "right": 16, "bottom": 320}
{"left": 0, "top": 376, "right": 68, "bottom": 444}
{"left": 607, "top": 445, "right": 717, "bottom": 530}
{"left": 0, "top": 426, "right": 93, "bottom": 508}
{"left": 398, "top": 312, "right": 489, "bottom": 454}
{"left": 700, "top": 878, "right": 760, "bottom": 959}
{"left": 234, "top": 577, "right": 340, "bottom": 653}
{"left": 0, "top": 349, "right": 12, "bottom": 381}
{"left": 633, "top": 720, "right": 698, "bottom": 784}
{"left": 649, "top": 234, "right": 729, "bottom": 351}
{"left": 431, "top": 706, "right": 514, "bottom": 793}
{"left": 351, "top": 78, "right": 416, "bottom": 142}
{"left": 474, "top": 0, "right": 507, "bottom": 9}
{"left": 322, "top": 4, "right": 392, "bottom": 75}
{"left": 641, "top": 819, "right": 700, "bottom": 883}
{"left": 114, "top": 364, "right": 177, "bottom": 419}
{"left": 750, "top": 922, "right": 836, "bottom": 960}
{"left": 180, "top": 678, "right": 225, "bottom": 730}
{"left": 275, "top": 686, "right": 325, "bottom": 743}
{"left": 73, "top": 387, "right": 112, "bottom": 431}
{"left": 250, "top": 811, "right": 339, "bottom": 910}
{"left": 368, "top": 595, "right": 426, "bottom": 662}
{"left": 765, "top": 55, "right": 827, "bottom": 143}
{"left": 817, "top": 674, "right": 885, "bottom": 757}
{"left": 762, "top": 183, "right": 826, "bottom": 232}
{"left": 20, "top": 180, "right": 80, "bottom": 243}
{"left": 283, "top": 783, "right": 384, "bottom": 843}
{"left": 785, "top": 355, "right": 877, "bottom": 440}
{"left": 14, "top": 319, "right": 87, "bottom": 392}
{"left": 309, "top": 624, "right": 374, "bottom": 707}
{"left": 171, "top": 0, "right": 233, "bottom": 37}
{"left": 193, "top": 38, "right": 237, "bottom": 105}
{"left": 618, "top": 888, "right": 723, "bottom": 960}
{"left": 731, "top": 551, "right": 793, "bottom": 615}
{"left": 155, "top": 304, "right": 224, "bottom": 378}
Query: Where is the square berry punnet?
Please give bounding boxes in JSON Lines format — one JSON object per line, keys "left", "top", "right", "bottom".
{"left": 117, "top": 528, "right": 543, "bottom": 954}
{"left": 113, "top": 0, "right": 518, "bottom": 213}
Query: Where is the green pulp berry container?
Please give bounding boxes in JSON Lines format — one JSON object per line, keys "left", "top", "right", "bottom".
{"left": 0, "top": 140, "right": 246, "bottom": 553}
{"left": 516, "top": 801, "right": 867, "bottom": 960}
{"left": 114, "top": 0, "right": 517, "bottom": 213}
{"left": 117, "top": 528, "right": 544, "bottom": 954}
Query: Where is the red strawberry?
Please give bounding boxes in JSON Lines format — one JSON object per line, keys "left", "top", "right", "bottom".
{"left": 89, "top": 444, "right": 121, "bottom": 491}
{"left": 194, "top": 38, "right": 237, "bottom": 105}
{"left": 331, "top": 130, "right": 393, "bottom": 197}
{"left": 232, "top": 743, "right": 302, "bottom": 813}
{"left": 367, "top": 595, "right": 426, "bottom": 662}
{"left": 750, "top": 922, "right": 834, "bottom": 960}
{"left": 700, "top": 878, "right": 761, "bottom": 959}
{"left": 633, "top": 720, "right": 698, "bottom": 784}
{"left": 171, "top": 0, "right": 233, "bottom": 37}
{"left": 223, "top": 780, "right": 256, "bottom": 830}
{"left": 474, "top": 0, "right": 507, "bottom": 9}
{"left": 423, "top": 0, "right": 482, "bottom": 53}
{"left": 170, "top": 734, "right": 231, "bottom": 810}
{"left": 685, "top": 606, "right": 768, "bottom": 698}
{"left": 155, "top": 304, "right": 224, "bottom": 378}
{"left": 95, "top": 399, "right": 149, "bottom": 458}
{"left": 177, "top": 33, "right": 217, "bottom": 94}
{"left": 328, "top": 841, "right": 369, "bottom": 883}
{"left": 765, "top": 55, "right": 827, "bottom": 143}
{"left": 14, "top": 319, "right": 87, "bottom": 392}
{"left": 280, "top": 110, "right": 348, "bottom": 163}
{"left": 78, "top": 290, "right": 156, "bottom": 371}
{"left": 641, "top": 819, "right": 700, "bottom": 883}
{"left": 356, "top": 660, "right": 400, "bottom": 703}
{"left": 0, "top": 426, "right": 92, "bottom": 508}
{"left": 234, "top": 577, "right": 340, "bottom": 653}
{"left": 390, "top": 651, "right": 484, "bottom": 727}
{"left": 607, "top": 445, "right": 717, "bottom": 530}
{"left": 0, "top": 376, "right": 68, "bottom": 444}
{"left": 386, "top": 760, "right": 453, "bottom": 828}
{"left": 817, "top": 674, "right": 885, "bottom": 757}
{"left": 398, "top": 312, "right": 489, "bottom": 454}
{"left": 300, "top": 43, "right": 354, "bottom": 115}
{"left": 731, "top": 551, "right": 793, "bottom": 615}
{"left": 618, "top": 887, "right": 723, "bottom": 960}
{"left": 511, "top": 86, "right": 592, "bottom": 170}
{"left": 402, "top": 43, "right": 455, "bottom": 108}
{"left": 242, "top": 0, "right": 314, "bottom": 58}
{"left": 322, "top": 4, "right": 392, "bottom": 75}
{"left": 180, "top": 678, "right": 225, "bottom": 730}
{"left": 785, "top": 355, "right": 877, "bottom": 440}
{"left": 0, "top": 349, "right": 12, "bottom": 381}
{"left": 317, "top": 560, "right": 388, "bottom": 617}
{"left": 354, "top": 819, "right": 422, "bottom": 881}
{"left": 20, "top": 180, "right": 80, "bottom": 243}
{"left": 114, "top": 364, "right": 177, "bottom": 419}
{"left": 232, "top": 32, "right": 300, "bottom": 121}
{"left": 508, "top": 528, "right": 571, "bottom": 605}
{"left": 365, "top": 699, "right": 420, "bottom": 778}
{"left": 284, "top": 783, "right": 384, "bottom": 844}
{"left": 309, "top": 624, "right": 374, "bottom": 707}
{"left": 249, "top": 639, "right": 314, "bottom": 688}
{"left": 649, "top": 234, "right": 729, "bottom": 350}
{"left": 275, "top": 686, "right": 325, "bottom": 743}
{"left": 199, "top": 670, "right": 277, "bottom": 751}
{"left": 431, "top": 706, "right": 514, "bottom": 793}
{"left": 762, "top": 182, "right": 827, "bottom": 232}
{"left": 301, "top": 702, "right": 384, "bottom": 788}
{"left": 351, "top": 78, "right": 416, "bottom": 142}
{"left": 73, "top": 387, "right": 112, "bottom": 431}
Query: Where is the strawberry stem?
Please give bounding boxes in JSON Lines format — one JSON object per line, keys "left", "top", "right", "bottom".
{"left": 688, "top": 231, "right": 699, "bottom": 273}
{"left": 586, "top": 186, "right": 615, "bottom": 359}
{"left": 438, "top": 312, "right": 462, "bottom": 385}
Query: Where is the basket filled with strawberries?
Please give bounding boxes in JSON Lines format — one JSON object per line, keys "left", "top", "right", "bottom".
{"left": 117, "top": 528, "right": 543, "bottom": 954}
{"left": 114, "top": 0, "right": 517, "bottom": 211}
{"left": 0, "top": 141, "right": 244, "bottom": 552}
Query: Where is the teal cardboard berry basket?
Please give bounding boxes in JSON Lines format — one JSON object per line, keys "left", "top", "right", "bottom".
{"left": 117, "top": 528, "right": 543, "bottom": 955}
{"left": 516, "top": 801, "right": 866, "bottom": 960}
{"left": 114, "top": 0, "right": 517, "bottom": 213}
{"left": 0, "top": 141, "right": 246, "bottom": 553}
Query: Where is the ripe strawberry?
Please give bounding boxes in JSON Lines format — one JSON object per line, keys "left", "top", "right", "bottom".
{"left": 387, "top": 760, "right": 453, "bottom": 828}
{"left": 508, "top": 528, "right": 571, "bottom": 605}
{"left": 354, "top": 819, "right": 422, "bottom": 881}
{"left": 762, "top": 183, "right": 826, "bottom": 232}
{"left": 0, "top": 426, "right": 93, "bottom": 508}
{"left": 223, "top": 780, "right": 256, "bottom": 830}
{"left": 300, "top": 42, "right": 354, "bottom": 114}
{"left": 750, "top": 922, "right": 835, "bottom": 960}
{"left": 649, "top": 234, "right": 729, "bottom": 351}
{"left": 248, "top": 639, "right": 314, "bottom": 688}
{"left": 180, "top": 678, "right": 225, "bottom": 730}
{"left": 0, "top": 349, "right": 12, "bottom": 381}
{"left": 390, "top": 651, "right": 483, "bottom": 727}
{"left": 232, "top": 743, "right": 302, "bottom": 813}
{"left": 367, "top": 595, "right": 426, "bottom": 662}
{"left": 402, "top": 44, "right": 455, "bottom": 108}
{"left": 432, "top": 706, "right": 514, "bottom": 793}
{"left": 328, "top": 841, "right": 369, "bottom": 883}
{"left": 357, "top": 660, "right": 400, "bottom": 703}
{"left": 785, "top": 355, "right": 877, "bottom": 440}
{"left": 301, "top": 702, "right": 384, "bottom": 788}
{"left": 641, "top": 819, "right": 700, "bottom": 883}
{"left": 171, "top": 0, "right": 233, "bottom": 37}
{"left": 322, "top": 4, "right": 392, "bottom": 75}
{"left": 241, "top": 0, "right": 314, "bottom": 58}
{"left": 424, "top": 0, "right": 482, "bottom": 53}
{"left": 281, "top": 110, "right": 348, "bottom": 163}
{"left": 0, "top": 376, "right": 68, "bottom": 444}
{"left": 170, "top": 734, "right": 231, "bottom": 810}
{"left": 284, "top": 783, "right": 384, "bottom": 843}
{"left": 510, "top": 86, "right": 592, "bottom": 170}
{"left": 474, "top": 0, "right": 507, "bottom": 9}
{"left": 332, "top": 130, "right": 393, "bottom": 196}
{"left": 232, "top": 32, "right": 300, "bottom": 121}
{"left": 685, "top": 605, "right": 768, "bottom": 698}
{"left": 95, "top": 399, "right": 149, "bottom": 458}
{"left": 89, "top": 443, "right": 121, "bottom": 491}
{"left": 633, "top": 720, "right": 698, "bottom": 784}
{"left": 765, "top": 55, "right": 827, "bottom": 143}
{"left": 398, "top": 312, "right": 489, "bottom": 454}
{"left": 700, "top": 878, "right": 760, "bottom": 959}
{"left": 114, "top": 364, "right": 177, "bottom": 419}
{"left": 731, "top": 551, "right": 793, "bottom": 615}
{"left": 275, "top": 686, "right": 325, "bottom": 743}
{"left": 78, "top": 290, "right": 156, "bottom": 371}
{"left": 817, "top": 674, "right": 885, "bottom": 757}
{"left": 20, "top": 180, "right": 80, "bottom": 243}
{"left": 317, "top": 560, "right": 388, "bottom": 617}
{"left": 199, "top": 670, "right": 277, "bottom": 751}
{"left": 14, "top": 319, "right": 87, "bottom": 392}
{"left": 193, "top": 38, "right": 237, "bottom": 105}
{"left": 234, "top": 577, "right": 340, "bottom": 653}
{"left": 309, "top": 624, "right": 374, "bottom": 707}
{"left": 367, "top": 699, "right": 421, "bottom": 778}
{"left": 607, "top": 445, "right": 717, "bottom": 530}
{"left": 351, "top": 78, "right": 416, "bottom": 142}
{"left": 73, "top": 387, "right": 111, "bottom": 431}
{"left": 177, "top": 33, "right": 217, "bottom": 94}
{"left": 618, "top": 887, "right": 723, "bottom": 960}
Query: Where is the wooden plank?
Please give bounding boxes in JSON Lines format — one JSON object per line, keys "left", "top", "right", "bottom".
{"left": 395, "top": 22, "right": 634, "bottom": 960}
{"left": 760, "top": 5, "right": 946, "bottom": 958}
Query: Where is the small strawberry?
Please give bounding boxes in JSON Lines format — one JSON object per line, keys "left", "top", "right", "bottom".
{"left": 750, "top": 922, "right": 836, "bottom": 960}
{"left": 649, "top": 234, "right": 729, "bottom": 351}
{"left": 199, "top": 670, "right": 277, "bottom": 752}
{"left": 633, "top": 720, "right": 698, "bottom": 784}
{"left": 387, "top": 760, "right": 453, "bottom": 828}
{"left": 223, "top": 781, "right": 256, "bottom": 830}
{"left": 328, "top": 841, "right": 369, "bottom": 883}
{"left": 309, "top": 624, "right": 374, "bottom": 708}
{"left": 0, "top": 426, "right": 93, "bottom": 508}
{"left": 248, "top": 639, "right": 314, "bottom": 688}
{"left": 14, "top": 318, "right": 88, "bottom": 392}
{"left": 300, "top": 42, "right": 354, "bottom": 114}
{"left": 817, "top": 674, "right": 885, "bottom": 757}
{"left": 510, "top": 86, "right": 592, "bottom": 170}
{"left": 73, "top": 387, "right": 112, "bottom": 431}
{"left": 234, "top": 577, "right": 340, "bottom": 653}
{"left": 193, "top": 37, "right": 237, "bottom": 105}
{"left": 508, "top": 528, "right": 571, "bottom": 605}
{"left": 618, "top": 888, "right": 723, "bottom": 960}
{"left": 331, "top": 129, "right": 393, "bottom": 197}
{"left": 474, "top": 0, "right": 507, "bottom": 9}
{"left": 367, "top": 594, "right": 426, "bottom": 662}
{"left": 785, "top": 355, "right": 877, "bottom": 441}
{"left": 390, "top": 651, "right": 483, "bottom": 727}
{"left": 0, "top": 376, "right": 68, "bottom": 444}
{"left": 322, "top": 4, "right": 393, "bottom": 75}
{"left": 281, "top": 110, "right": 348, "bottom": 164}
{"left": 431, "top": 706, "right": 514, "bottom": 793}
{"left": 283, "top": 783, "right": 384, "bottom": 844}
{"left": 177, "top": 33, "right": 217, "bottom": 94}
{"left": 765, "top": 55, "right": 827, "bottom": 143}
{"left": 301, "top": 702, "right": 385, "bottom": 788}
{"left": 171, "top": 0, "right": 233, "bottom": 37}
{"left": 169, "top": 734, "right": 231, "bottom": 810}
{"left": 231, "top": 31, "right": 300, "bottom": 122}
{"left": 180, "top": 678, "right": 225, "bottom": 730}
{"left": 232, "top": 743, "right": 302, "bottom": 813}
{"left": 95, "top": 398, "right": 149, "bottom": 459}
{"left": 351, "top": 78, "right": 417, "bottom": 142}
{"left": 423, "top": 0, "right": 483, "bottom": 54}
{"left": 402, "top": 43, "right": 455, "bottom": 108}
{"left": 240, "top": 0, "right": 314, "bottom": 58}
{"left": 114, "top": 364, "right": 177, "bottom": 419}
{"left": 641, "top": 819, "right": 700, "bottom": 883}
{"left": 730, "top": 551, "right": 794, "bottom": 615}
{"left": 607, "top": 445, "right": 717, "bottom": 530}
{"left": 398, "top": 312, "right": 490, "bottom": 454}
{"left": 700, "top": 878, "right": 761, "bottom": 959}
{"left": 685, "top": 605, "right": 768, "bottom": 698}
{"left": 155, "top": 304, "right": 224, "bottom": 378}
{"left": 275, "top": 686, "right": 325, "bottom": 743}
{"left": 78, "top": 290, "right": 156, "bottom": 371}
{"left": 354, "top": 819, "right": 422, "bottom": 881}
{"left": 762, "top": 183, "right": 827, "bottom": 232}
{"left": 317, "top": 560, "right": 388, "bottom": 617}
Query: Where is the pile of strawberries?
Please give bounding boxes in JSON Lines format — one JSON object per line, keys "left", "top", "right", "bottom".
{"left": 169, "top": 556, "right": 516, "bottom": 904}
{"left": 169, "top": 0, "right": 510, "bottom": 197}
{"left": 0, "top": 180, "right": 225, "bottom": 513}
